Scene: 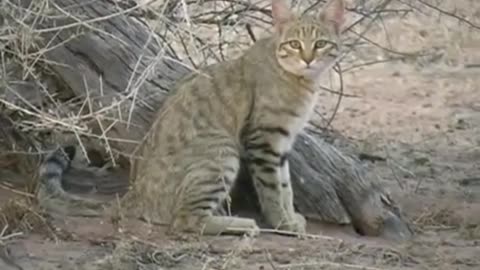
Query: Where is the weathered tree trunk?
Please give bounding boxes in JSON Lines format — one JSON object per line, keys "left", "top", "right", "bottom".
{"left": 1, "top": 0, "right": 412, "bottom": 240}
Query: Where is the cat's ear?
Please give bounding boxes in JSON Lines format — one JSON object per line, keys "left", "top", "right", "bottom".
{"left": 272, "top": 0, "right": 293, "bottom": 32}
{"left": 319, "top": 0, "right": 345, "bottom": 35}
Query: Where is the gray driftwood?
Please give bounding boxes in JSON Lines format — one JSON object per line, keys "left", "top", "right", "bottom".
{"left": 1, "top": 0, "right": 412, "bottom": 240}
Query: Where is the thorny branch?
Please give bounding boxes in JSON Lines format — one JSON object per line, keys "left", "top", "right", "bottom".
{"left": 413, "top": 0, "right": 480, "bottom": 31}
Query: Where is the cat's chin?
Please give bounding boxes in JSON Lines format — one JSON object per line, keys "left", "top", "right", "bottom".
{"left": 282, "top": 68, "right": 324, "bottom": 82}
{"left": 295, "top": 68, "right": 329, "bottom": 81}
{"left": 299, "top": 68, "right": 322, "bottom": 79}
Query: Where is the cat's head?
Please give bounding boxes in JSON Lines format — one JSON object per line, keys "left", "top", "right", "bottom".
{"left": 272, "top": 0, "right": 345, "bottom": 79}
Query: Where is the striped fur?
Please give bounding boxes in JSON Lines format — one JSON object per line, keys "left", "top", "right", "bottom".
{"left": 38, "top": 146, "right": 76, "bottom": 198}
{"left": 37, "top": 0, "right": 345, "bottom": 235}
{"left": 37, "top": 146, "right": 105, "bottom": 216}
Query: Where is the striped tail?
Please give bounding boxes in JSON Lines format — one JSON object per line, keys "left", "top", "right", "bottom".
{"left": 36, "top": 146, "right": 105, "bottom": 216}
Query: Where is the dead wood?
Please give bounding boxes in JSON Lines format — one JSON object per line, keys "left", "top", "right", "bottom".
{"left": 0, "top": 0, "right": 412, "bottom": 240}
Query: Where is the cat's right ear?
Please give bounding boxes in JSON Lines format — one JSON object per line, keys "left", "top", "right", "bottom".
{"left": 272, "top": 0, "right": 293, "bottom": 32}
{"left": 319, "top": 0, "right": 345, "bottom": 35}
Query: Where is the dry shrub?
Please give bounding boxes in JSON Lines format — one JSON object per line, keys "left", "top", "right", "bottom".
{"left": 0, "top": 198, "right": 44, "bottom": 236}
{"left": 84, "top": 239, "right": 205, "bottom": 270}
{"left": 87, "top": 240, "right": 138, "bottom": 270}
{"left": 413, "top": 202, "right": 465, "bottom": 229}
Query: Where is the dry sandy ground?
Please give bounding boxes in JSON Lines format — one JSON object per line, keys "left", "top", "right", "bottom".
{"left": 1, "top": 1, "right": 480, "bottom": 269}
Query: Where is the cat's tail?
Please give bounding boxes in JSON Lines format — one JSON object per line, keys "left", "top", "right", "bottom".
{"left": 36, "top": 146, "right": 105, "bottom": 217}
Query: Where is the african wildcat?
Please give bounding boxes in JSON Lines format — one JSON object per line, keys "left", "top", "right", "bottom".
{"left": 38, "top": 0, "right": 345, "bottom": 235}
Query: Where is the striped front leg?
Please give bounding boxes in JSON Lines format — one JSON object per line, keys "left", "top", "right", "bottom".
{"left": 244, "top": 128, "right": 306, "bottom": 233}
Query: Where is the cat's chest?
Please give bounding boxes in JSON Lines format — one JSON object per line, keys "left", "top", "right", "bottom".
{"left": 286, "top": 90, "right": 317, "bottom": 121}
{"left": 265, "top": 104, "right": 314, "bottom": 154}
{"left": 287, "top": 94, "right": 317, "bottom": 132}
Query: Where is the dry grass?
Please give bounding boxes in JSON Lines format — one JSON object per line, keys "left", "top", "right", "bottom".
{"left": 413, "top": 204, "right": 461, "bottom": 229}
{"left": 0, "top": 198, "right": 42, "bottom": 239}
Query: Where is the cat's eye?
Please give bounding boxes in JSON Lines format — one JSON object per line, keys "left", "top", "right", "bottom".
{"left": 314, "top": 40, "right": 328, "bottom": 49}
{"left": 289, "top": 40, "right": 302, "bottom": 49}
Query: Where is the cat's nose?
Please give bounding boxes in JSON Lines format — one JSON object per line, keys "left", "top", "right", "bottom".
{"left": 304, "top": 59, "right": 313, "bottom": 65}
{"left": 301, "top": 53, "right": 314, "bottom": 65}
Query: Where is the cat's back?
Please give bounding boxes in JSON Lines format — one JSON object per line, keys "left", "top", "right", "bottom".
{"left": 175, "top": 37, "right": 275, "bottom": 94}
{"left": 157, "top": 40, "right": 276, "bottom": 128}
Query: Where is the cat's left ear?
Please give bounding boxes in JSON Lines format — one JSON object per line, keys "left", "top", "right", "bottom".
{"left": 319, "top": 0, "right": 345, "bottom": 35}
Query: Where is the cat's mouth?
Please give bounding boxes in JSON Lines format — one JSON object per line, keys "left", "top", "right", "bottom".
{"left": 301, "top": 61, "right": 319, "bottom": 71}
{"left": 299, "top": 60, "right": 336, "bottom": 78}
{"left": 301, "top": 61, "right": 323, "bottom": 71}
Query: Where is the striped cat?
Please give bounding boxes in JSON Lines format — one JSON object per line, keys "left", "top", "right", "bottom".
{"left": 38, "top": 0, "right": 345, "bottom": 235}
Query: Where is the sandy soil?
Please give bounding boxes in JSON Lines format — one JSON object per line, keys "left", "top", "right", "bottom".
{"left": 1, "top": 1, "right": 480, "bottom": 269}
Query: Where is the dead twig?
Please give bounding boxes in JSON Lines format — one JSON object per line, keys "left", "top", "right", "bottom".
{"left": 414, "top": 0, "right": 480, "bottom": 31}
{"left": 0, "top": 184, "right": 34, "bottom": 199}
{"left": 258, "top": 228, "right": 342, "bottom": 242}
